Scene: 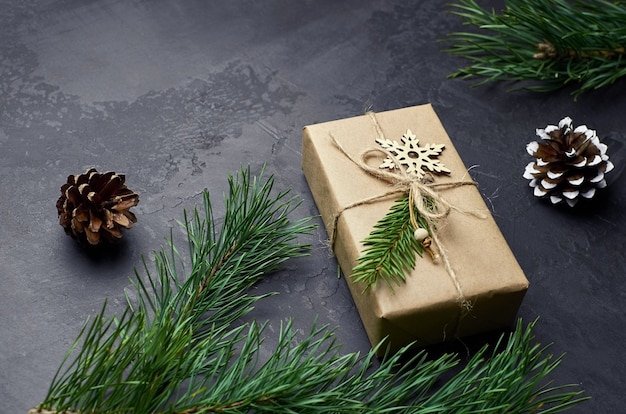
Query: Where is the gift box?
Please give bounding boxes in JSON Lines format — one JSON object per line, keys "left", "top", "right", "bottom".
{"left": 301, "top": 104, "right": 529, "bottom": 355}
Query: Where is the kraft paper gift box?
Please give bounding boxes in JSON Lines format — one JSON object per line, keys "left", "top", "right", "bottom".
{"left": 301, "top": 104, "right": 529, "bottom": 355}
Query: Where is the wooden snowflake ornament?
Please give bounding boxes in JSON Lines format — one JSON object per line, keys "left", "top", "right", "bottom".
{"left": 376, "top": 129, "right": 451, "bottom": 179}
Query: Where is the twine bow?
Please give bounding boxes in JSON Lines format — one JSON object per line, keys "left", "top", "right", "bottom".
{"left": 328, "top": 112, "right": 486, "bottom": 316}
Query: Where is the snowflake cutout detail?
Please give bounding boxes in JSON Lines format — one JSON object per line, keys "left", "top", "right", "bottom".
{"left": 376, "top": 129, "right": 451, "bottom": 179}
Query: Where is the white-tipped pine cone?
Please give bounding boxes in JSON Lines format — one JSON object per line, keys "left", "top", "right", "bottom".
{"left": 523, "top": 117, "right": 614, "bottom": 207}
{"left": 56, "top": 168, "right": 139, "bottom": 245}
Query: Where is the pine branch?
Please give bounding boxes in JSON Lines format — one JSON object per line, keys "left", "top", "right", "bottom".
{"left": 444, "top": 0, "right": 626, "bottom": 98}
{"left": 350, "top": 195, "right": 429, "bottom": 290}
{"left": 32, "top": 166, "right": 315, "bottom": 413}
{"left": 30, "top": 167, "right": 588, "bottom": 413}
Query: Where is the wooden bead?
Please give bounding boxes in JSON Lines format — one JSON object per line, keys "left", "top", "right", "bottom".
{"left": 413, "top": 227, "right": 429, "bottom": 241}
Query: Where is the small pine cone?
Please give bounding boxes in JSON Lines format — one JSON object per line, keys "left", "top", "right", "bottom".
{"left": 56, "top": 168, "right": 139, "bottom": 245}
{"left": 523, "top": 117, "right": 614, "bottom": 207}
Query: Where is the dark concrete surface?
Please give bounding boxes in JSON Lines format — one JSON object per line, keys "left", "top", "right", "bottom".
{"left": 1, "top": 1, "right": 625, "bottom": 412}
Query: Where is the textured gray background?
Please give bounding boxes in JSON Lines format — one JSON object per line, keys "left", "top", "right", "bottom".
{"left": 1, "top": 1, "right": 625, "bottom": 412}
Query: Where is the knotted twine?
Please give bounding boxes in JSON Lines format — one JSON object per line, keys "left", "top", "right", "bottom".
{"left": 328, "top": 112, "right": 486, "bottom": 318}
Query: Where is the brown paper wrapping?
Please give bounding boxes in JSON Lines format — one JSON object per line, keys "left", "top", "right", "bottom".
{"left": 301, "top": 104, "right": 529, "bottom": 355}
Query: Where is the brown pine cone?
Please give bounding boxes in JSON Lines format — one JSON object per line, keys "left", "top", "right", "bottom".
{"left": 523, "top": 117, "right": 614, "bottom": 207}
{"left": 56, "top": 168, "right": 139, "bottom": 245}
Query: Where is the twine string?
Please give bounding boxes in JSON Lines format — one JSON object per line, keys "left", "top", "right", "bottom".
{"left": 328, "top": 113, "right": 486, "bottom": 316}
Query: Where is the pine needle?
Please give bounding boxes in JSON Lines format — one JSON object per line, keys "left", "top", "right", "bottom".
{"left": 350, "top": 195, "right": 428, "bottom": 290}
{"left": 444, "top": 0, "right": 626, "bottom": 98}
{"left": 30, "top": 167, "right": 588, "bottom": 413}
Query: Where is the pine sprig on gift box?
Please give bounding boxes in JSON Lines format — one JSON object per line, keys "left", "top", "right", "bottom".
{"left": 350, "top": 195, "right": 429, "bottom": 290}
{"left": 30, "top": 167, "right": 587, "bottom": 414}
{"left": 444, "top": 0, "right": 626, "bottom": 98}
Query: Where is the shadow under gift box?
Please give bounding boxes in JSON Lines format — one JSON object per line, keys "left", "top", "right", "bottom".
{"left": 301, "top": 104, "right": 529, "bottom": 356}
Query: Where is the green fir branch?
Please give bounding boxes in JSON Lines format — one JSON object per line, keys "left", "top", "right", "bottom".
{"left": 31, "top": 167, "right": 588, "bottom": 413}
{"left": 444, "top": 0, "right": 626, "bottom": 98}
{"left": 350, "top": 195, "right": 429, "bottom": 291}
